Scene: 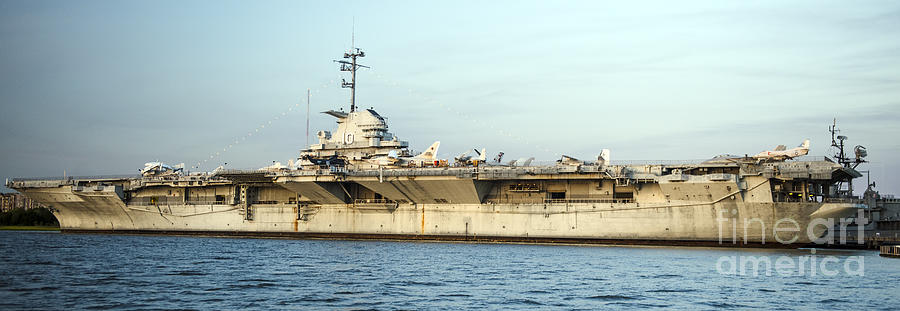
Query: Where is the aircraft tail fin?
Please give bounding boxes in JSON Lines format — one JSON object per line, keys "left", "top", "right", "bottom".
{"left": 416, "top": 141, "right": 440, "bottom": 160}
{"left": 800, "top": 139, "right": 810, "bottom": 149}
{"left": 477, "top": 148, "right": 486, "bottom": 161}
{"left": 523, "top": 157, "right": 534, "bottom": 166}
{"left": 456, "top": 150, "right": 470, "bottom": 160}
{"left": 598, "top": 149, "right": 611, "bottom": 165}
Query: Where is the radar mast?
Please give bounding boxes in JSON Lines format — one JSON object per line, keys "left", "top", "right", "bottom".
{"left": 334, "top": 47, "right": 369, "bottom": 113}
{"left": 829, "top": 118, "right": 868, "bottom": 197}
{"left": 829, "top": 118, "right": 867, "bottom": 169}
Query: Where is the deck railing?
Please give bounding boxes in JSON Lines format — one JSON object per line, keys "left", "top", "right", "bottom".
{"left": 824, "top": 198, "right": 864, "bottom": 204}
{"left": 544, "top": 198, "right": 634, "bottom": 204}
{"left": 352, "top": 198, "right": 399, "bottom": 208}
{"left": 353, "top": 199, "right": 396, "bottom": 204}
{"left": 11, "top": 174, "right": 141, "bottom": 182}
{"left": 7, "top": 155, "right": 843, "bottom": 184}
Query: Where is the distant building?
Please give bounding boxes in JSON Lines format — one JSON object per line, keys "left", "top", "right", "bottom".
{"left": 0, "top": 192, "right": 44, "bottom": 212}
{"left": 860, "top": 190, "right": 900, "bottom": 241}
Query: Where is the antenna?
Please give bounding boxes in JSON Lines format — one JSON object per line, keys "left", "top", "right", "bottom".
{"left": 829, "top": 118, "right": 847, "bottom": 166}
{"left": 829, "top": 118, "right": 865, "bottom": 169}
{"left": 306, "top": 88, "right": 310, "bottom": 147}
{"left": 334, "top": 36, "right": 368, "bottom": 113}
{"left": 828, "top": 118, "right": 868, "bottom": 198}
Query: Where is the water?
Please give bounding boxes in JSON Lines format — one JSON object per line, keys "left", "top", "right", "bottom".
{"left": 0, "top": 231, "right": 897, "bottom": 310}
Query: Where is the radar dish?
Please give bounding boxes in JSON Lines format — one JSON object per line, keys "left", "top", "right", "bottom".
{"left": 854, "top": 145, "right": 867, "bottom": 159}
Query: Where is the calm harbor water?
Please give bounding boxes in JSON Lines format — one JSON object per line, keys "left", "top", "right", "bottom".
{"left": 0, "top": 231, "right": 896, "bottom": 310}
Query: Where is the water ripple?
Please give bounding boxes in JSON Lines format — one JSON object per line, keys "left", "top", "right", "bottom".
{"left": 587, "top": 294, "right": 639, "bottom": 301}
{"left": 0, "top": 231, "right": 895, "bottom": 310}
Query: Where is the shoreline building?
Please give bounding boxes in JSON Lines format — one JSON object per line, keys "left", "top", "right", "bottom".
{"left": 1, "top": 192, "right": 44, "bottom": 212}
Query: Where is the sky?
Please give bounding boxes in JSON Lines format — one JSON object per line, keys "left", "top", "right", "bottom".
{"left": 1, "top": 0, "right": 899, "bottom": 194}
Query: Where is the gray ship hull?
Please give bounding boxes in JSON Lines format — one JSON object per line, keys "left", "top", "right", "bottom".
{"left": 18, "top": 183, "right": 862, "bottom": 247}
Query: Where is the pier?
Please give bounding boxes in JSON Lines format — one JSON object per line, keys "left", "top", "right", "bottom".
{"left": 880, "top": 244, "right": 900, "bottom": 258}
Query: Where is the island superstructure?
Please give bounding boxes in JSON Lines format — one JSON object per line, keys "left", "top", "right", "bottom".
{"left": 6, "top": 48, "right": 869, "bottom": 246}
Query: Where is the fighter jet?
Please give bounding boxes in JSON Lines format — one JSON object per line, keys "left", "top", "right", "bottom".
{"left": 367, "top": 141, "right": 440, "bottom": 167}
{"left": 493, "top": 152, "right": 504, "bottom": 164}
{"left": 140, "top": 162, "right": 184, "bottom": 177}
{"left": 507, "top": 157, "right": 535, "bottom": 167}
{"left": 298, "top": 154, "right": 346, "bottom": 167}
{"left": 597, "top": 149, "right": 611, "bottom": 166}
{"left": 259, "top": 161, "right": 290, "bottom": 172}
{"left": 753, "top": 139, "right": 810, "bottom": 161}
{"left": 556, "top": 149, "right": 611, "bottom": 166}
{"left": 454, "top": 148, "right": 486, "bottom": 166}
{"left": 453, "top": 150, "right": 472, "bottom": 164}
{"left": 558, "top": 155, "right": 584, "bottom": 166}
{"left": 702, "top": 154, "right": 751, "bottom": 164}
{"left": 367, "top": 149, "right": 402, "bottom": 166}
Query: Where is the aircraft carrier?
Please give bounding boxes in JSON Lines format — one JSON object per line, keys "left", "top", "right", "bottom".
{"left": 6, "top": 48, "right": 870, "bottom": 247}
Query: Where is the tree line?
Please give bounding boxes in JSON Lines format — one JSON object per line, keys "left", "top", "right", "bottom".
{"left": 0, "top": 208, "right": 59, "bottom": 226}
